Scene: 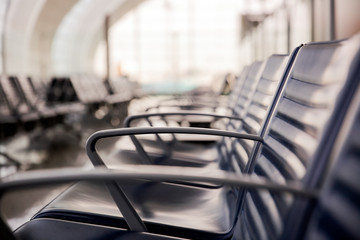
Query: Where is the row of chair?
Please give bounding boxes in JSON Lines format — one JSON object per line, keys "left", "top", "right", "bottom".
{"left": 52, "top": 75, "right": 139, "bottom": 126}
{"left": 0, "top": 74, "right": 139, "bottom": 141}
{"left": 111, "top": 55, "right": 289, "bottom": 169}
{"left": 0, "top": 75, "right": 70, "bottom": 139}
{"left": 8, "top": 33, "right": 360, "bottom": 239}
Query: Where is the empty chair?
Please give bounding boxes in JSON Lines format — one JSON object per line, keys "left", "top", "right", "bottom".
{"left": 70, "top": 74, "right": 108, "bottom": 105}
{"left": 12, "top": 76, "right": 60, "bottom": 127}
{"left": 46, "top": 77, "right": 85, "bottom": 116}
{"left": 0, "top": 87, "right": 18, "bottom": 139}
{"left": 234, "top": 34, "right": 360, "bottom": 239}
{"left": 128, "top": 66, "right": 251, "bottom": 129}
{"left": 0, "top": 75, "right": 39, "bottom": 131}
{"left": 109, "top": 55, "right": 289, "bottom": 169}
{"left": 301, "top": 99, "right": 360, "bottom": 240}
{"left": 9, "top": 34, "right": 360, "bottom": 240}
{"left": 17, "top": 53, "right": 295, "bottom": 238}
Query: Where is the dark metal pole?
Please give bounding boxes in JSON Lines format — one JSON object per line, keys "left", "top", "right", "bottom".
{"left": 105, "top": 15, "right": 110, "bottom": 82}
{"left": 329, "top": 0, "right": 336, "bottom": 40}
{"left": 310, "top": 0, "right": 315, "bottom": 41}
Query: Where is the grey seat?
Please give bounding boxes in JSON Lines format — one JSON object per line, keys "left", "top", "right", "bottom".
{"left": 12, "top": 34, "right": 360, "bottom": 240}
{"left": 0, "top": 75, "right": 39, "bottom": 131}
{"left": 234, "top": 34, "right": 360, "bottom": 239}
{"left": 25, "top": 54, "right": 295, "bottom": 239}
{"left": 46, "top": 77, "right": 85, "bottom": 116}
{"left": 12, "top": 76, "right": 60, "bottom": 127}
{"left": 108, "top": 55, "right": 288, "bottom": 169}
{"left": 302, "top": 98, "right": 360, "bottom": 240}
{"left": 0, "top": 85, "right": 18, "bottom": 139}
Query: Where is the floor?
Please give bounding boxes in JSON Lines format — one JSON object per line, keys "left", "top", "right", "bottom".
{"left": 0, "top": 113, "right": 119, "bottom": 231}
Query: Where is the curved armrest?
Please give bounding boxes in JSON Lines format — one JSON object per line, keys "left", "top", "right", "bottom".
{"left": 86, "top": 127, "right": 262, "bottom": 166}
{"left": 0, "top": 166, "right": 317, "bottom": 197}
{"left": 152, "top": 95, "right": 221, "bottom": 103}
{"left": 145, "top": 102, "right": 229, "bottom": 112}
{"left": 124, "top": 112, "right": 244, "bottom": 127}
{"left": 0, "top": 166, "right": 317, "bottom": 237}
{"left": 85, "top": 127, "right": 262, "bottom": 232}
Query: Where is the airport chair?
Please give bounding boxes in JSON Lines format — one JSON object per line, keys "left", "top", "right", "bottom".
{"left": 123, "top": 62, "right": 261, "bottom": 142}
{"left": 234, "top": 34, "right": 360, "bottom": 239}
{"left": 7, "top": 108, "right": 360, "bottom": 240}
{"left": 300, "top": 100, "right": 360, "bottom": 240}
{"left": 69, "top": 75, "right": 134, "bottom": 125}
{"left": 46, "top": 77, "right": 85, "bottom": 116}
{"left": 102, "top": 62, "right": 263, "bottom": 168}
{"left": 11, "top": 76, "right": 60, "bottom": 127}
{"left": 70, "top": 74, "right": 108, "bottom": 106}
{"left": 0, "top": 87, "right": 18, "bottom": 140}
{"left": 5, "top": 33, "right": 360, "bottom": 240}
{"left": 34, "top": 34, "right": 359, "bottom": 239}
{"left": 110, "top": 55, "right": 290, "bottom": 168}
{"left": 8, "top": 45, "right": 360, "bottom": 239}
{"left": 134, "top": 66, "right": 250, "bottom": 127}
{"left": 0, "top": 75, "right": 39, "bottom": 131}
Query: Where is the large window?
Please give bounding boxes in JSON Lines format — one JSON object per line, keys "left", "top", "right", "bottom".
{"left": 96, "top": 0, "right": 248, "bottom": 88}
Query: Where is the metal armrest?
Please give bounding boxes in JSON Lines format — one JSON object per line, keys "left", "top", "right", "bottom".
{"left": 0, "top": 166, "right": 318, "bottom": 235}
{"left": 0, "top": 166, "right": 317, "bottom": 197}
{"left": 145, "top": 102, "right": 229, "bottom": 112}
{"left": 124, "top": 112, "right": 244, "bottom": 127}
{"left": 86, "top": 127, "right": 263, "bottom": 166}
{"left": 85, "top": 127, "right": 262, "bottom": 232}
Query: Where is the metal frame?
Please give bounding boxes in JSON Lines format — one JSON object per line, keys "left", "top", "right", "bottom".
{"left": 145, "top": 102, "right": 228, "bottom": 112}
{"left": 124, "top": 112, "right": 245, "bottom": 127}
{"left": 85, "top": 126, "right": 263, "bottom": 231}
{"left": 0, "top": 166, "right": 318, "bottom": 235}
{"left": 86, "top": 127, "right": 263, "bottom": 166}
{"left": 0, "top": 166, "right": 317, "bottom": 197}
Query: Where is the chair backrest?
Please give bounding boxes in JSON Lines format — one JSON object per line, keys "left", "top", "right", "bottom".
{"left": 0, "top": 83, "right": 15, "bottom": 119}
{"left": 303, "top": 93, "right": 360, "bottom": 240}
{"left": 62, "top": 78, "right": 78, "bottom": 102}
{"left": 235, "top": 34, "right": 360, "bottom": 240}
{"left": 70, "top": 75, "right": 108, "bottom": 104}
{"left": 221, "top": 54, "right": 292, "bottom": 173}
{"left": 88, "top": 75, "right": 109, "bottom": 102}
{"left": 46, "top": 78, "right": 61, "bottom": 103}
{"left": 46, "top": 77, "right": 78, "bottom": 103}
{"left": 227, "top": 65, "right": 250, "bottom": 107}
{"left": 108, "top": 77, "right": 134, "bottom": 102}
{"left": 230, "top": 61, "right": 265, "bottom": 118}
{"left": 1, "top": 76, "right": 33, "bottom": 116}
{"left": 16, "top": 76, "right": 41, "bottom": 107}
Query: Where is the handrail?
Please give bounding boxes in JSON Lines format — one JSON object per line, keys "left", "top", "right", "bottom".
{"left": 85, "top": 127, "right": 263, "bottom": 231}
{"left": 0, "top": 166, "right": 318, "bottom": 235}
{"left": 0, "top": 166, "right": 318, "bottom": 198}
{"left": 124, "top": 112, "right": 246, "bottom": 165}
{"left": 145, "top": 102, "right": 229, "bottom": 112}
{"left": 124, "top": 112, "right": 244, "bottom": 127}
{"left": 86, "top": 127, "right": 263, "bottom": 166}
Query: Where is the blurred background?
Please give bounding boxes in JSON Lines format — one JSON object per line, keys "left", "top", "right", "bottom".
{"left": 0, "top": 0, "right": 359, "bottom": 231}
{"left": 0, "top": 0, "right": 359, "bottom": 94}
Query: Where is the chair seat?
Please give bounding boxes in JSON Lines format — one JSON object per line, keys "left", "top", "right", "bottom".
{"left": 35, "top": 181, "right": 238, "bottom": 239}
{"left": 15, "top": 218, "right": 184, "bottom": 240}
{"left": 107, "top": 136, "right": 220, "bottom": 167}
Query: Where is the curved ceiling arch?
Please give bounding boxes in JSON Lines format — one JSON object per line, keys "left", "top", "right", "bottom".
{"left": 52, "top": 0, "right": 147, "bottom": 76}
{"left": 29, "top": 0, "right": 79, "bottom": 77}
{"left": 4, "top": 0, "right": 46, "bottom": 75}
